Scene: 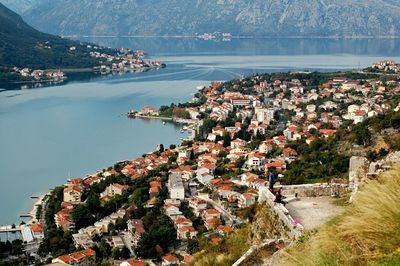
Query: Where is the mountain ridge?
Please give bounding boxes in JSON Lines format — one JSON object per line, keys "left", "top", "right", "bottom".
{"left": 2, "top": 0, "right": 400, "bottom": 38}
{"left": 0, "top": 0, "right": 36, "bottom": 14}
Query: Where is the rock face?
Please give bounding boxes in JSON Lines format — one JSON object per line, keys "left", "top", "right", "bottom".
{"left": 0, "top": 0, "right": 36, "bottom": 13}
{"left": 349, "top": 156, "right": 369, "bottom": 185}
{"left": 349, "top": 152, "right": 400, "bottom": 202}
{"left": 5, "top": 0, "right": 400, "bottom": 37}
{"left": 249, "top": 204, "right": 289, "bottom": 245}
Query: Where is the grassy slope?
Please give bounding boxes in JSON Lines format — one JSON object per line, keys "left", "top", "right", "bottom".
{"left": 189, "top": 226, "right": 251, "bottom": 266}
{"left": 190, "top": 203, "right": 291, "bottom": 266}
{"left": 282, "top": 167, "right": 400, "bottom": 266}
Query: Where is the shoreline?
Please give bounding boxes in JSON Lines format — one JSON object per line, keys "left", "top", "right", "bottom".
{"left": 75, "top": 35, "right": 400, "bottom": 40}
{"left": 14, "top": 116, "right": 196, "bottom": 227}
{"left": 9, "top": 119, "right": 191, "bottom": 227}
{"left": 26, "top": 194, "right": 46, "bottom": 225}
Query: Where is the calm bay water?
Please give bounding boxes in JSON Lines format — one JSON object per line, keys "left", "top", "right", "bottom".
{"left": 1, "top": 37, "right": 400, "bottom": 225}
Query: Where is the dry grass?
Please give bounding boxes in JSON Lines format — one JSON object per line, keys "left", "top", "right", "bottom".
{"left": 190, "top": 203, "right": 288, "bottom": 266}
{"left": 282, "top": 167, "right": 400, "bottom": 266}
{"left": 190, "top": 225, "right": 250, "bottom": 266}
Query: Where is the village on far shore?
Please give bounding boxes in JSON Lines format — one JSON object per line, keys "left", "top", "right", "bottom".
{"left": 9, "top": 47, "right": 164, "bottom": 87}
{"left": 2, "top": 60, "right": 400, "bottom": 266}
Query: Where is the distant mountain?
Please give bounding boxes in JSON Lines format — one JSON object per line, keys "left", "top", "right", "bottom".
{"left": 0, "top": 0, "right": 36, "bottom": 13}
{"left": 0, "top": 3, "right": 104, "bottom": 70}
{"left": 14, "top": 0, "right": 400, "bottom": 37}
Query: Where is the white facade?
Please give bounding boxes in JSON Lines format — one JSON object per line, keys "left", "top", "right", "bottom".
{"left": 254, "top": 107, "right": 275, "bottom": 124}
{"left": 168, "top": 174, "right": 185, "bottom": 200}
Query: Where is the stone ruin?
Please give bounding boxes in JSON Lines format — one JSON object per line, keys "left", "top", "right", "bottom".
{"left": 349, "top": 151, "right": 400, "bottom": 202}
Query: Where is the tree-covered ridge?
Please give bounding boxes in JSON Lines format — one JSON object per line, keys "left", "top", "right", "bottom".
{"left": 0, "top": 3, "right": 115, "bottom": 70}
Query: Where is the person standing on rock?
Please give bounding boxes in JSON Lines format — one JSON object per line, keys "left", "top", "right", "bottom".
{"left": 268, "top": 171, "right": 277, "bottom": 191}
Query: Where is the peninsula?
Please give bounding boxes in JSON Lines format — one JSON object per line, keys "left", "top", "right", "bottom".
{"left": 1, "top": 61, "right": 400, "bottom": 266}
{"left": 0, "top": 3, "right": 164, "bottom": 86}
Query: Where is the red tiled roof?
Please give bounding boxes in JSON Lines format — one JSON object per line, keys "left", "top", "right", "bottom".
{"left": 150, "top": 187, "right": 160, "bottom": 193}
{"left": 217, "top": 225, "right": 234, "bottom": 232}
{"left": 31, "top": 224, "right": 44, "bottom": 233}
{"left": 183, "top": 255, "right": 194, "bottom": 265}
{"left": 61, "top": 201, "right": 74, "bottom": 208}
{"left": 248, "top": 153, "right": 265, "bottom": 159}
{"left": 57, "top": 255, "right": 74, "bottom": 264}
{"left": 178, "top": 226, "right": 196, "bottom": 232}
{"left": 210, "top": 237, "right": 222, "bottom": 245}
{"left": 242, "top": 193, "right": 255, "bottom": 199}
{"left": 112, "top": 183, "right": 129, "bottom": 190}
{"left": 68, "top": 178, "right": 83, "bottom": 185}
{"left": 320, "top": 129, "right": 337, "bottom": 136}
{"left": 175, "top": 217, "right": 192, "bottom": 224}
{"left": 123, "top": 259, "right": 145, "bottom": 266}
{"left": 56, "top": 249, "right": 95, "bottom": 264}
{"left": 163, "top": 254, "right": 179, "bottom": 262}
{"left": 84, "top": 176, "right": 101, "bottom": 185}
{"left": 218, "top": 185, "right": 232, "bottom": 191}
{"left": 64, "top": 185, "right": 83, "bottom": 193}
{"left": 70, "top": 252, "right": 86, "bottom": 261}
{"left": 204, "top": 208, "right": 219, "bottom": 215}
{"left": 81, "top": 248, "right": 96, "bottom": 257}
{"left": 266, "top": 161, "right": 285, "bottom": 168}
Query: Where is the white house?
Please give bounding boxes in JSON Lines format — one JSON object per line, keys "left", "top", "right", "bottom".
{"left": 197, "top": 172, "right": 214, "bottom": 185}
{"left": 246, "top": 153, "right": 265, "bottom": 168}
{"left": 238, "top": 193, "right": 256, "bottom": 208}
{"left": 168, "top": 174, "right": 185, "bottom": 200}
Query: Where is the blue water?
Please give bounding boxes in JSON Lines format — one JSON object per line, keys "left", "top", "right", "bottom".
{"left": 1, "top": 37, "right": 400, "bottom": 225}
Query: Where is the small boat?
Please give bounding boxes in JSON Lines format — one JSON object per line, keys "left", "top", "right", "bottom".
{"left": 163, "top": 121, "right": 166, "bottom": 125}
{"left": 180, "top": 129, "right": 184, "bottom": 133}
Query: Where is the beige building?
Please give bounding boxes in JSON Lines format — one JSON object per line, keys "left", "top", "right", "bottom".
{"left": 63, "top": 185, "right": 83, "bottom": 204}
{"left": 100, "top": 183, "right": 129, "bottom": 201}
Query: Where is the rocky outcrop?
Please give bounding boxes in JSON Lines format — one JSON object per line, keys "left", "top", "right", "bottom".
{"left": 350, "top": 151, "right": 400, "bottom": 202}
{"left": 348, "top": 156, "right": 369, "bottom": 202}
{"left": 9, "top": 0, "right": 400, "bottom": 37}
{"left": 232, "top": 239, "right": 288, "bottom": 266}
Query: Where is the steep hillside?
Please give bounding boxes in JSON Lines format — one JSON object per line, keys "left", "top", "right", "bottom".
{"left": 0, "top": 3, "right": 104, "bottom": 69}
{"left": 17, "top": 0, "right": 400, "bottom": 37}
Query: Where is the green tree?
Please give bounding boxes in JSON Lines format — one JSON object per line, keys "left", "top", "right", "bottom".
{"left": 114, "top": 218, "right": 127, "bottom": 231}
{"left": 351, "top": 124, "right": 372, "bottom": 147}
{"left": 97, "top": 240, "right": 111, "bottom": 259}
{"left": 72, "top": 205, "right": 95, "bottom": 230}
{"left": 120, "top": 246, "right": 130, "bottom": 259}
{"left": 111, "top": 247, "right": 121, "bottom": 259}
{"left": 187, "top": 239, "right": 200, "bottom": 254}
{"left": 136, "top": 214, "right": 179, "bottom": 259}
{"left": 223, "top": 133, "right": 231, "bottom": 147}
